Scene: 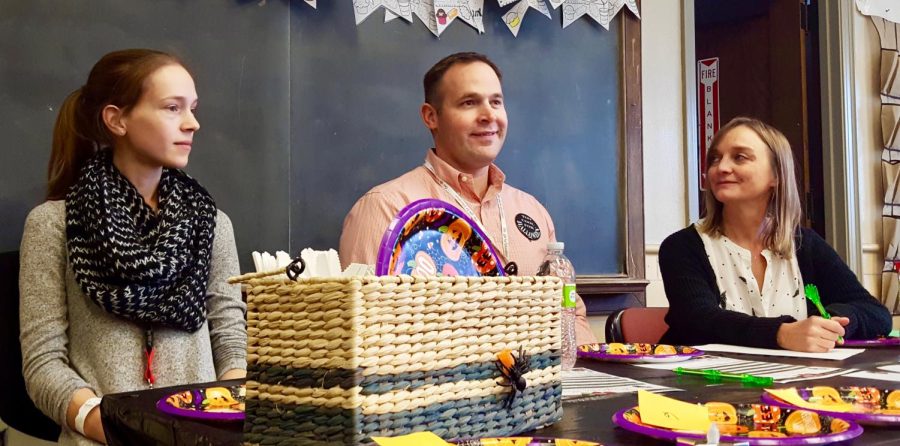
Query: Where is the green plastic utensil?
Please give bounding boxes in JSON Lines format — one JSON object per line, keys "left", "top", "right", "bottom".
{"left": 804, "top": 284, "right": 843, "bottom": 343}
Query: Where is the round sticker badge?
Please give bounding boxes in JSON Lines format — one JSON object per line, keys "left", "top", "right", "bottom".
{"left": 515, "top": 213, "right": 541, "bottom": 241}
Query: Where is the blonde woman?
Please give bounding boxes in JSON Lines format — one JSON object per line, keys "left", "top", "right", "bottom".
{"left": 659, "top": 117, "right": 891, "bottom": 352}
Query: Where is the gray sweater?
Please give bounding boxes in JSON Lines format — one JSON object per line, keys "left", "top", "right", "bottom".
{"left": 19, "top": 201, "right": 247, "bottom": 445}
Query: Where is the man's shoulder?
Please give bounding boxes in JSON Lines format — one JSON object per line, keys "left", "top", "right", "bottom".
{"left": 349, "top": 166, "right": 431, "bottom": 214}
{"left": 366, "top": 166, "right": 429, "bottom": 195}
{"left": 500, "top": 182, "right": 551, "bottom": 213}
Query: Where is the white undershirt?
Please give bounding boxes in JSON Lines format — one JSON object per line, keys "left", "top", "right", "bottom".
{"left": 696, "top": 226, "right": 807, "bottom": 319}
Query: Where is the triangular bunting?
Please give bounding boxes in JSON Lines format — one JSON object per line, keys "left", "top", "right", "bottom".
{"left": 433, "top": 0, "right": 485, "bottom": 35}
{"left": 354, "top": 0, "right": 410, "bottom": 25}
{"left": 502, "top": 0, "right": 551, "bottom": 37}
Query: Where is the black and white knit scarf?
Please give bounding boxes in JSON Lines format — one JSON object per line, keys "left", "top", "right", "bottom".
{"left": 66, "top": 150, "right": 217, "bottom": 332}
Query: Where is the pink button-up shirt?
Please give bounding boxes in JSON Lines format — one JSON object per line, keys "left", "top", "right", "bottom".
{"left": 339, "top": 150, "right": 597, "bottom": 345}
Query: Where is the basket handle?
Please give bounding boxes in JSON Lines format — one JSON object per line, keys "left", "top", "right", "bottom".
{"left": 226, "top": 256, "right": 306, "bottom": 284}
{"left": 285, "top": 257, "right": 306, "bottom": 281}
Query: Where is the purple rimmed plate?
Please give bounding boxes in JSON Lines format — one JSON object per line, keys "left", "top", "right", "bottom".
{"left": 613, "top": 403, "right": 863, "bottom": 445}
{"left": 761, "top": 386, "right": 900, "bottom": 426}
{"left": 156, "top": 384, "right": 245, "bottom": 421}
{"left": 836, "top": 337, "right": 900, "bottom": 347}
{"left": 450, "top": 437, "right": 602, "bottom": 445}
{"left": 376, "top": 199, "right": 504, "bottom": 277}
{"left": 577, "top": 343, "right": 703, "bottom": 363}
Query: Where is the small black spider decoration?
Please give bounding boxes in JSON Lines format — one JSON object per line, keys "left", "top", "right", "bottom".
{"left": 495, "top": 346, "right": 530, "bottom": 409}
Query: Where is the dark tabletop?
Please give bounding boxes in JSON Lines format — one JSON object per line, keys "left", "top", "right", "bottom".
{"left": 100, "top": 349, "right": 900, "bottom": 445}
{"left": 101, "top": 378, "right": 245, "bottom": 446}
{"left": 531, "top": 348, "right": 900, "bottom": 446}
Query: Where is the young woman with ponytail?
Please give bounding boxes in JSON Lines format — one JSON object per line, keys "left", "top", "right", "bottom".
{"left": 658, "top": 117, "right": 891, "bottom": 353}
{"left": 19, "top": 49, "right": 246, "bottom": 445}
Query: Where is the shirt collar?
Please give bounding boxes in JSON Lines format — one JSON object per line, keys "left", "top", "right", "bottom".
{"left": 425, "top": 149, "right": 506, "bottom": 202}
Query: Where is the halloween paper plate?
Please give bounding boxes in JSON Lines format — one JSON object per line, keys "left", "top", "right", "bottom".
{"left": 613, "top": 402, "right": 862, "bottom": 445}
{"left": 761, "top": 386, "right": 900, "bottom": 426}
{"left": 156, "top": 384, "right": 245, "bottom": 421}
{"left": 836, "top": 337, "right": 900, "bottom": 347}
{"left": 376, "top": 199, "right": 504, "bottom": 277}
{"left": 450, "top": 437, "right": 601, "bottom": 446}
{"left": 577, "top": 343, "right": 703, "bottom": 363}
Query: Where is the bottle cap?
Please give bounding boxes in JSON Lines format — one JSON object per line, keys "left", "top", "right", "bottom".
{"left": 547, "top": 241, "right": 564, "bottom": 250}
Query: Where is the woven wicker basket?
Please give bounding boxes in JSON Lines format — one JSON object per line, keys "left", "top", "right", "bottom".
{"left": 229, "top": 272, "right": 563, "bottom": 445}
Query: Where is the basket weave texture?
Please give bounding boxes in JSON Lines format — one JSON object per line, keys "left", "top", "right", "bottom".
{"left": 230, "top": 272, "right": 563, "bottom": 445}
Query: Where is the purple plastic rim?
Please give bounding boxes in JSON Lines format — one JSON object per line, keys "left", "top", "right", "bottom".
{"left": 449, "top": 437, "right": 601, "bottom": 445}
{"left": 612, "top": 406, "right": 863, "bottom": 445}
{"left": 577, "top": 345, "right": 704, "bottom": 363}
{"left": 375, "top": 198, "right": 505, "bottom": 276}
{"left": 760, "top": 391, "right": 900, "bottom": 426}
{"left": 837, "top": 337, "right": 900, "bottom": 347}
{"left": 156, "top": 393, "right": 244, "bottom": 422}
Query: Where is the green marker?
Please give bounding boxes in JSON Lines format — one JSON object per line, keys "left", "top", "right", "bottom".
{"left": 674, "top": 367, "right": 774, "bottom": 386}
{"left": 804, "top": 284, "right": 844, "bottom": 343}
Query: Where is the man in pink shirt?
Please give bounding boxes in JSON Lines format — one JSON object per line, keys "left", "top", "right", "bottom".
{"left": 339, "top": 52, "right": 597, "bottom": 345}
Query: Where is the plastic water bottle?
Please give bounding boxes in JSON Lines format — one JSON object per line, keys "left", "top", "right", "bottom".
{"left": 538, "top": 242, "right": 577, "bottom": 371}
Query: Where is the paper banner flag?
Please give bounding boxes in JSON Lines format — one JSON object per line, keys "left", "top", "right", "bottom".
{"left": 303, "top": 0, "right": 317, "bottom": 8}
{"left": 354, "top": 0, "right": 409, "bottom": 25}
{"left": 623, "top": 0, "right": 639, "bottom": 18}
{"left": 386, "top": 0, "right": 439, "bottom": 35}
{"left": 434, "top": 0, "right": 485, "bottom": 35}
{"left": 456, "top": 0, "right": 486, "bottom": 33}
{"left": 561, "top": 0, "right": 639, "bottom": 29}
{"left": 384, "top": 0, "right": 415, "bottom": 22}
{"left": 547, "top": 0, "right": 564, "bottom": 9}
{"left": 497, "top": 0, "right": 519, "bottom": 7}
{"left": 502, "top": 0, "right": 551, "bottom": 37}
{"left": 856, "top": 0, "right": 900, "bottom": 23}
{"left": 415, "top": 0, "right": 441, "bottom": 35}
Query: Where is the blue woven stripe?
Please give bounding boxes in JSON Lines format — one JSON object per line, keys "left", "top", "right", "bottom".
{"left": 248, "top": 364, "right": 362, "bottom": 389}
{"left": 243, "top": 381, "right": 562, "bottom": 445}
{"left": 250, "top": 350, "right": 559, "bottom": 395}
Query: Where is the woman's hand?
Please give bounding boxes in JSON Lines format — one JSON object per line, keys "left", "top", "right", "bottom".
{"left": 776, "top": 316, "right": 849, "bottom": 352}
{"left": 219, "top": 368, "right": 247, "bottom": 380}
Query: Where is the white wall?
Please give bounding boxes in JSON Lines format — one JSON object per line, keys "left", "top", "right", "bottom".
{"left": 853, "top": 7, "right": 886, "bottom": 295}
{"left": 641, "top": 0, "right": 687, "bottom": 309}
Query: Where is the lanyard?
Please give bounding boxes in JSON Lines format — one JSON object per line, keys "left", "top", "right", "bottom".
{"left": 423, "top": 161, "right": 510, "bottom": 259}
{"left": 144, "top": 328, "right": 156, "bottom": 388}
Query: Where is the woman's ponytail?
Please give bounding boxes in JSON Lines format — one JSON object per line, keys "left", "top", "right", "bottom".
{"left": 47, "top": 88, "right": 99, "bottom": 200}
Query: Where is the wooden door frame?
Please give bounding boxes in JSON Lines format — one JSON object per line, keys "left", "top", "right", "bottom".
{"left": 817, "top": 0, "right": 864, "bottom": 275}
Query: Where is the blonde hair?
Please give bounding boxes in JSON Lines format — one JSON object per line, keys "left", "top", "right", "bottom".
{"left": 698, "top": 117, "right": 802, "bottom": 257}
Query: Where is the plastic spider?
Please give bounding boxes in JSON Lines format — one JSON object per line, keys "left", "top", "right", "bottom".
{"left": 495, "top": 346, "right": 530, "bottom": 409}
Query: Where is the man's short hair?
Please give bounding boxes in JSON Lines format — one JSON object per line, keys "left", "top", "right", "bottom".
{"left": 423, "top": 52, "right": 503, "bottom": 108}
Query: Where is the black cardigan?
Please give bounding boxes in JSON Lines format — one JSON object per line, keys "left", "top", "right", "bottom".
{"left": 658, "top": 225, "right": 892, "bottom": 348}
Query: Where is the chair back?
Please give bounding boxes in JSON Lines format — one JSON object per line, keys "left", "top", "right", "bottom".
{"left": 605, "top": 307, "right": 669, "bottom": 344}
{"left": 0, "top": 250, "right": 61, "bottom": 441}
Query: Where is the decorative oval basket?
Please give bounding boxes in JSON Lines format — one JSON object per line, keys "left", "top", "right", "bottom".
{"left": 230, "top": 272, "right": 563, "bottom": 445}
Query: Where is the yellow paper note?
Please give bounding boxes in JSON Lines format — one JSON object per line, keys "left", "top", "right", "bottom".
{"left": 371, "top": 431, "right": 451, "bottom": 446}
{"left": 765, "top": 388, "right": 854, "bottom": 412}
{"left": 638, "top": 390, "right": 711, "bottom": 432}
